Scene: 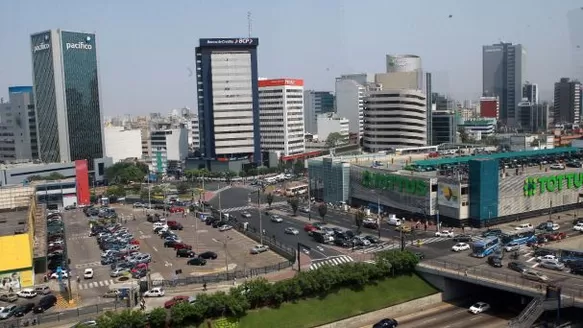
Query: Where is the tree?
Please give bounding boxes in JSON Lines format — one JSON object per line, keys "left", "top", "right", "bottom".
{"left": 458, "top": 127, "right": 473, "bottom": 144}
{"left": 292, "top": 160, "right": 305, "bottom": 175}
{"left": 147, "top": 307, "right": 167, "bottom": 328}
{"left": 96, "top": 309, "right": 147, "bottom": 328}
{"left": 224, "top": 171, "right": 236, "bottom": 184}
{"left": 265, "top": 193, "right": 274, "bottom": 208}
{"left": 318, "top": 203, "right": 328, "bottom": 222}
{"left": 325, "top": 132, "right": 344, "bottom": 148}
{"left": 176, "top": 182, "right": 190, "bottom": 194}
{"left": 107, "top": 185, "right": 126, "bottom": 198}
{"left": 355, "top": 210, "right": 366, "bottom": 233}
{"left": 105, "top": 163, "right": 147, "bottom": 185}
{"left": 27, "top": 172, "right": 66, "bottom": 181}
{"left": 288, "top": 197, "right": 299, "bottom": 216}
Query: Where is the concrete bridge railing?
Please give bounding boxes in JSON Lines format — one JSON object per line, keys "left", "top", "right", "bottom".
{"left": 417, "top": 259, "right": 583, "bottom": 308}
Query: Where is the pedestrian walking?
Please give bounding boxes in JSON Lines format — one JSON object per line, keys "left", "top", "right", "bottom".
{"left": 202, "top": 283, "right": 207, "bottom": 291}
{"left": 233, "top": 278, "right": 237, "bottom": 286}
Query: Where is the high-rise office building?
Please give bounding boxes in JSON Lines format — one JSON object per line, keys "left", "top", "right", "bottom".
{"left": 523, "top": 82, "right": 539, "bottom": 104}
{"left": 480, "top": 97, "right": 500, "bottom": 118}
{"left": 482, "top": 42, "right": 526, "bottom": 127}
{"left": 335, "top": 75, "right": 366, "bottom": 140}
{"left": 517, "top": 99, "right": 535, "bottom": 133}
{"left": 30, "top": 29, "right": 106, "bottom": 174}
{"left": 425, "top": 72, "right": 433, "bottom": 144}
{"left": 303, "top": 91, "right": 334, "bottom": 134}
{"left": 258, "top": 78, "right": 305, "bottom": 156}
{"left": 385, "top": 54, "right": 424, "bottom": 90}
{"left": 431, "top": 110, "right": 457, "bottom": 145}
{"left": 195, "top": 38, "right": 261, "bottom": 167}
{"left": 0, "top": 86, "right": 38, "bottom": 161}
{"left": 553, "top": 78, "right": 581, "bottom": 125}
{"left": 363, "top": 89, "right": 427, "bottom": 151}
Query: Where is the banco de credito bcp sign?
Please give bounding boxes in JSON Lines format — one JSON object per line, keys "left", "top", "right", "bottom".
{"left": 361, "top": 171, "right": 428, "bottom": 197}
{"left": 524, "top": 172, "right": 583, "bottom": 197}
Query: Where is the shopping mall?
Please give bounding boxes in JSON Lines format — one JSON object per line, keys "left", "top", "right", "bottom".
{"left": 307, "top": 147, "right": 583, "bottom": 227}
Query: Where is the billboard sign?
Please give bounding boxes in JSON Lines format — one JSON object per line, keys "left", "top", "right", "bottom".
{"left": 437, "top": 183, "right": 461, "bottom": 208}
{"left": 200, "top": 38, "right": 259, "bottom": 47}
{"left": 75, "top": 160, "right": 90, "bottom": 205}
{"left": 524, "top": 172, "right": 583, "bottom": 197}
{"left": 258, "top": 79, "right": 304, "bottom": 87}
{"left": 361, "top": 171, "right": 428, "bottom": 196}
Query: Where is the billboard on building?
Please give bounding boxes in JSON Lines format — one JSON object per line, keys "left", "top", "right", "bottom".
{"left": 258, "top": 79, "right": 304, "bottom": 87}
{"left": 75, "top": 160, "right": 90, "bottom": 205}
{"left": 438, "top": 183, "right": 460, "bottom": 208}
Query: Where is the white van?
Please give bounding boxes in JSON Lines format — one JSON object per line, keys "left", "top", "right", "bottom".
{"left": 386, "top": 214, "right": 402, "bottom": 226}
{"left": 515, "top": 223, "right": 533, "bottom": 231}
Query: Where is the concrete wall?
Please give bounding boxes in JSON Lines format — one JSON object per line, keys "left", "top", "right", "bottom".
{"left": 314, "top": 293, "right": 443, "bottom": 328}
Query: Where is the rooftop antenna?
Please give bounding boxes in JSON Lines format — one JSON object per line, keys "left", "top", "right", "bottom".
{"left": 247, "top": 11, "right": 252, "bottom": 37}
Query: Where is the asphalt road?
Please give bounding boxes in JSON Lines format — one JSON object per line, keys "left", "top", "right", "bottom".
{"left": 396, "top": 304, "right": 513, "bottom": 328}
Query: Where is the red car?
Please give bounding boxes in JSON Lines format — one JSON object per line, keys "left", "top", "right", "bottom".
{"left": 164, "top": 296, "right": 189, "bottom": 309}
{"left": 131, "top": 263, "right": 149, "bottom": 273}
{"left": 129, "top": 239, "right": 140, "bottom": 245}
{"left": 546, "top": 232, "right": 567, "bottom": 241}
{"left": 169, "top": 207, "right": 185, "bottom": 213}
{"left": 304, "top": 224, "right": 317, "bottom": 232}
{"left": 173, "top": 243, "right": 192, "bottom": 250}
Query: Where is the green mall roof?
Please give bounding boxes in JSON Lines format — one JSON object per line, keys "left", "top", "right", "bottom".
{"left": 412, "top": 147, "right": 582, "bottom": 167}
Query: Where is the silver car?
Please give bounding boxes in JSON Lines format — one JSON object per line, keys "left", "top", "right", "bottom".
{"left": 540, "top": 260, "right": 565, "bottom": 271}
{"left": 110, "top": 267, "right": 129, "bottom": 277}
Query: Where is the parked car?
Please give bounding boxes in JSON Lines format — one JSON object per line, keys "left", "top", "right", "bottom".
{"left": 504, "top": 242, "right": 520, "bottom": 252}
{"left": 176, "top": 249, "right": 196, "bottom": 258}
{"left": 487, "top": 256, "right": 503, "bottom": 268}
{"left": 522, "top": 270, "right": 549, "bottom": 282}
{"left": 12, "top": 303, "right": 34, "bottom": 317}
{"left": 164, "top": 296, "right": 190, "bottom": 309}
{"left": 198, "top": 251, "right": 218, "bottom": 260}
{"left": 435, "top": 230, "right": 454, "bottom": 238}
{"left": 372, "top": 318, "right": 398, "bottom": 328}
{"left": 540, "top": 260, "right": 565, "bottom": 271}
{"left": 33, "top": 295, "right": 57, "bottom": 313}
{"left": 187, "top": 258, "right": 207, "bottom": 266}
{"left": 0, "top": 305, "right": 17, "bottom": 319}
{"left": 0, "top": 293, "right": 18, "bottom": 303}
{"left": 16, "top": 289, "right": 37, "bottom": 299}
{"left": 508, "top": 261, "right": 528, "bottom": 273}
{"left": 219, "top": 225, "right": 233, "bottom": 231}
{"left": 250, "top": 244, "right": 269, "bottom": 254}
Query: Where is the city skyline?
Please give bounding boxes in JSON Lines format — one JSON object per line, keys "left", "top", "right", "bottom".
{"left": 0, "top": 0, "right": 581, "bottom": 115}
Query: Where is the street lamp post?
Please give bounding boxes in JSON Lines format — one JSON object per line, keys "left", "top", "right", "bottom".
{"left": 258, "top": 189, "right": 263, "bottom": 245}
{"left": 296, "top": 242, "right": 311, "bottom": 272}
{"left": 376, "top": 194, "right": 381, "bottom": 238}
{"left": 307, "top": 177, "right": 312, "bottom": 221}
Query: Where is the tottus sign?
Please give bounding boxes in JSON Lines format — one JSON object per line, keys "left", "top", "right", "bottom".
{"left": 524, "top": 172, "right": 583, "bottom": 197}
{"left": 361, "top": 171, "right": 429, "bottom": 196}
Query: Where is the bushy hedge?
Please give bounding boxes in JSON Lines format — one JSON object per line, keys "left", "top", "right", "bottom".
{"left": 93, "top": 250, "right": 419, "bottom": 328}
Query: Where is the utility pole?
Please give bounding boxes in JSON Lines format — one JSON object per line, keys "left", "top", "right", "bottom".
{"left": 218, "top": 181, "right": 222, "bottom": 221}
{"left": 377, "top": 194, "right": 381, "bottom": 238}
{"left": 307, "top": 177, "right": 312, "bottom": 221}
{"left": 258, "top": 189, "right": 263, "bottom": 245}
{"left": 224, "top": 236, "right": 229, "bottom": 279}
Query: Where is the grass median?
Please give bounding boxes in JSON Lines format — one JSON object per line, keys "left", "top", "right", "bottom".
{"left": 212, "top": 274, "right": 437, "bottom": 328}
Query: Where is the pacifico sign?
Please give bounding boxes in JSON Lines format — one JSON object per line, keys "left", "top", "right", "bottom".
{"left": 523, "top": 172, "right": 583, "bottom": 197}
{"left": 361, "top": 171, "right": 428, "bottom": 196}
{"left": 66, "top": 42, "right": 92, "bottom": 50}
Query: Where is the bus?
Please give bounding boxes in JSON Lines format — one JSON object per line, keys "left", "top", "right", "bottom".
{"left": 285, "top": 184, "right": 308, "bottom": 196}
{"left": 472, "top": 236, "right": 500, "bottom": 258}
{"left": 501, "top": 230, "right": 537, "bottom": 246}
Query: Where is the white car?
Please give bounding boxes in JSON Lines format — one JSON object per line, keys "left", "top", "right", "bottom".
{"left": 152, "top": 222, "right": 168, "bottom": 230}
{"left": 84, "top": 268, "right": 94, "bottom": 279}
{"left": 284, "top": 227, "right": 299, "bottom": 235}
{"left": 16, "top": 288, "right": 37, "bottom": 298}
{"left": 241, "top": 212, "right": 252, "bottom": 218}
{"left": 50, "top": 270, "right": 69, "bottom": 279}
{"left": 504, "top": 242, "right": 520, "bottom": 252}
{"left": 299, "top": 207, "right": 310, "bottom": 213}
{"left": 550, "top": 164, "right": 565, "bottom": 170}
{"left": 270, "top": 215, "right": 283, "bottom": 223}
{"left": 550, "top": 223, "right": 560, "bottom": 231}
{"left": 143, "top": 287, "right": 165, "bottom": 297}
{"left": 219, "top": 225, "right": 233, "bottom": 232}
{"left": 536, "top": 254, "right": 559, "bottom": 262}
{"left": 250, "top": 244, "right": 269, "bottom": 254}
{"left": 469, "top": 302, "right": 490, "bottom": 314}
{"left": 452, "top": 243, "right": 470, "bottom": 252}
{"left": 574, "top": 222, "right": 583, "bottom": 231}
{"left": 435, "top": 230, "right": 454, "bottom": 238}
{"left": 515, "top": 223, "right": 533, "bottom": 231}
{"left": 0, "top": 305, "right": 16, "bottom": 319}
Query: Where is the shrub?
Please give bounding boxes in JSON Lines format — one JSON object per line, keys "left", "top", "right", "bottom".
{"left": 95, "top": 250, "right": 418, "bottom": 327}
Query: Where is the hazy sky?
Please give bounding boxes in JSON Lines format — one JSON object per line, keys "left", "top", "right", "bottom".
{"left": 0, "top": 0, "right": 581, "bottom": 115}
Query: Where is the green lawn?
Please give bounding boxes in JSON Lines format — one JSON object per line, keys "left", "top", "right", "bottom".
{"left": 220, "top": 274, "right": 437, "bottom": 328}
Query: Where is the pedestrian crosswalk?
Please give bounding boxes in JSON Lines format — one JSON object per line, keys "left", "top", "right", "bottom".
{"left": 309, "top": 255, "right": 354, "bottom": 270}
{"left": 69, "top": 233, "right": 92, "bottom": 241}
{"left": 359, "top": 236, "right": 453, "bottom": 254}
{"left": 221, "top": 205, "right": 255, "bottom": 213}
{"left": 79, "top": 279, "right": 115, "bottom": 290}
{"left": 75, "top": 261, "right": 102, "bottom": 269}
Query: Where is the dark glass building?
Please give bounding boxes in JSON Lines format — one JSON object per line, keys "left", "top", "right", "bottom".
{"left": 30, "top": 30, "right": 104, "bottom": 171}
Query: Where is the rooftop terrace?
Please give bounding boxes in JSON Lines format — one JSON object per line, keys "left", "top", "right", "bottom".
{"left": 0, "top": 209, "right": 29, "bottom": 236}
{"left": 412, "top": 147, "right": 582, "bottom": 168}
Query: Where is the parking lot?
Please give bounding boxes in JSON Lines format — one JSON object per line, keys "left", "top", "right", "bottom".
{"left": 62, "top": 204, "right": 287, "bottom": 306}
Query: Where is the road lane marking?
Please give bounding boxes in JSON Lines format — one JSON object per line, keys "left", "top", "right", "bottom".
{"left": 139, "top": 230, "right": 144, "bottom": 235}
{"left": 152, "top": 247, "right": 158, "bottom": 252}
{"left": 469, "top": 315, "right": 482, "bottom": 320}
{"left": 526, "top": 257, "right": 535, "bottom": 262}
{"left": 531, "top": 263, "right": 539, "bottom": 268}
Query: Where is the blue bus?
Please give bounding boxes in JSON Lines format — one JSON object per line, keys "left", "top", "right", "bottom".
{"left": 501, "top": 230, "right": 537, "bottom": 246}
{"left": 472, "top": 236, "right": 501, "bottom": 258}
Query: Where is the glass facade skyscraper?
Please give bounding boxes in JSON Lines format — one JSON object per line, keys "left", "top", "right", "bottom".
{"left": 30, "top": 30, "right": 104, "bottom": 169}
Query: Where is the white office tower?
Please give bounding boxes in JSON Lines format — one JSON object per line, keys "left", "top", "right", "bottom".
{"left": 258, "top": 79, "right": 305, "bottom": 156}
{"left": 335, "top": 74, "right": 368, "bottom": 140}
{"left": 103, "top": 126, "right": 142, "bottom": 163}
{"left": 363, "top": 89, "right": 427, "bottom": 151}
{"left": 316, "top": 113, "right": 349, "bottom": 143}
